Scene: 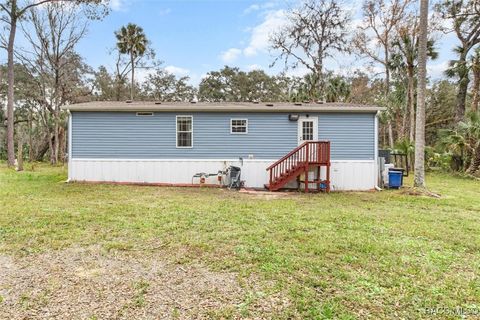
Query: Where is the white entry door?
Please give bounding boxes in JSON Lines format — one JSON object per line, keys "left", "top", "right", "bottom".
{"left": 298, "top": 116, "right": 318, "bottom": 145}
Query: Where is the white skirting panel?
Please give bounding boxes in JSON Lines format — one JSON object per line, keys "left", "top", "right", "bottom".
{"left": 329, "top": 160, "right": 376, "bottom": 191}
{"left": 69, "top": 159, "right": 376, "bottom": 191}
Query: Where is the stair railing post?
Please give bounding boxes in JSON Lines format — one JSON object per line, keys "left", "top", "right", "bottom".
{"left": 305, "top": 143, "right": 309, "bottom": 193}
{"left": 317, "top": 142, "right": 320, "bottom": 163}
{"left": 327, "top": 142, "right": 331, "bottom": 193}
{"left": 269, "top": 168, "right": 273, "bottom": 191}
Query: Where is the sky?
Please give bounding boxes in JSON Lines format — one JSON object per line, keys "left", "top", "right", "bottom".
{"left": 3, "top": 0, "right": 461, "bottom": 86}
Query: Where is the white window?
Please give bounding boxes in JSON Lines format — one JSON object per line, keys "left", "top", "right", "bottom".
{"left": 302, "top": 120, "right": 314, "bottom": 140}
{"left": 176, "top": 116, "right": 193, "bottom": 148}
{"left": 230, "top": 119, "right": 248, "bottom": 134}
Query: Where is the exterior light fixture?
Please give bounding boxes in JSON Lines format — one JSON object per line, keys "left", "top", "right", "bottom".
{"left": 289, "top": 114, "right": 299, "bottom": 121}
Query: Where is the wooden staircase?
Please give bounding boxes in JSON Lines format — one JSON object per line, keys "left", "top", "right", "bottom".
{"left": 266, "top": 141, "right": 331, "bottom": 193}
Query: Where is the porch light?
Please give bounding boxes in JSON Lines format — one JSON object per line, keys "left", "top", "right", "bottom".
{"left": 289, "top": 114, "right": 299, "bottom": 121}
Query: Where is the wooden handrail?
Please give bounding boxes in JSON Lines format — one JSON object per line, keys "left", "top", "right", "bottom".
{"left": 266, "top": 141, "right": 308, "bottom": 170}
{"left": 267, "top": 141, "right": 331, "bottom": 192}
{"left": 266, "top": 141, "right": 330, "bottom": 170}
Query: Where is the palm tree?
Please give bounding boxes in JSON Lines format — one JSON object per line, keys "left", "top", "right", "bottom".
{"left": 445, "top": 46, "right": 471, "bottom": 119}
{"left": 436, "top": 0, "right": 480, "bottom": 122}
{"left": 439, "top": 111, "right": 480, "bottom": 174}
{"left": 438, "top": 128, "right": 467, "bottom": 170}
{"left": 325, "top": 76, "right": 351, "bottom": 102}
{"left": 470, "top": 48, "right": 480, "bottom": 113}
{"left": 115, "top": 23, "right": 148, "bottom": 100}
{"left": 394, "top": 138, "right": 415, "bottom": 172}
{"left": 461, "top": 112, "right": 480, "bottom": 174}
{"left": 414, "top": 0, "right": 429, "bottom": 188}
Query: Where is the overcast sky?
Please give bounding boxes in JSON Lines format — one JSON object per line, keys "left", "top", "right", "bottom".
{"left": 2, "top": 0, "right": 460, "bottom": 86}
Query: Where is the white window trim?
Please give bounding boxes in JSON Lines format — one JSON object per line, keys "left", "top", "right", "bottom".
{"left": 297, "top": 116, "right": 318, "bottom": 145}
{"left": 230, "top": 118, "right": 248, "bottom": 134}
{"left": 176, "top": 115, "right": 193, "bottom": 148}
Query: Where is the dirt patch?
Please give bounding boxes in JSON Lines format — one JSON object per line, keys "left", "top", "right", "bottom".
{"left": 238, "top": 189, "right": 295, "bottom": 200}
{"left": 0, "top": 246, "right": 290, "bottom": 319}
{"left": 398, "top": 186, "right": 441, "bottom": 198}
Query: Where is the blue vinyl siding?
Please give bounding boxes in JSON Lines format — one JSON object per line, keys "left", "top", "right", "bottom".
{"left": 319, "top": 114, "right": 375, "bottom": 160}
{"left": 71, "top": 112, "right": 375, "bottom": 160}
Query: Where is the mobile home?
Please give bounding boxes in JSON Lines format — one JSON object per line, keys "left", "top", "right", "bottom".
{"left": 63, "top": 101, "right": 382, "bottom": 191}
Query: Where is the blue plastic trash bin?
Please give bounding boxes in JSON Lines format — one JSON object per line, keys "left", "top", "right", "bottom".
{"left": 388, "top": 170, "right": 403, "bottom": 189}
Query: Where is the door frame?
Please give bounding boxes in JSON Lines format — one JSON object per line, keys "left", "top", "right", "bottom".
{"left": 297, "top": 116, "right": 318, "bottom": 145}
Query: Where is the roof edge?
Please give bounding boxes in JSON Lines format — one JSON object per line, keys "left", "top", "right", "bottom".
{"left": 62, "top": 103, "right": 385, "bottom": 113}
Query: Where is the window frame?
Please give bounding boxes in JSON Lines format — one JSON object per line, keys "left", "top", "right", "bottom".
{"left": 176, "top": 115, "right": 193, "bottom": 148}
{"left": 302, "top": 120, "right": 314, "bottom": 141}
{"left": 230, "top": 118, "right": 248, "bottom": 135}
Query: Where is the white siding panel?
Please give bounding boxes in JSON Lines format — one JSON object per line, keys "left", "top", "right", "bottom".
{"left": 69, "top": 159, "right": 375, "bottom": 190}
{"left": 330, "top": 161, "right": 376, "bottom": 191}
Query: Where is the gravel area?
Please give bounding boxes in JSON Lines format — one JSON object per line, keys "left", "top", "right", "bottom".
{"left": 0, "top": 246, "right": 289, "bottom": 319}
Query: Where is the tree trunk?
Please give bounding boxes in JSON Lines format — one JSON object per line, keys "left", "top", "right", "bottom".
{"left": 6, "top": 2, "right": 17, "bottom": 167}
{"left": 53, "top": 110, "right": 59, "bottom": 164}
{"left": 401, "top": 105, "right": 408, "bottom": 140}
{"left": 384, "top": 48, "right": 394, "bottom": 148}
{"left": 382, "top": 125, "right": 387, "bottom": 147}
{"left": 388, "top": 120, "right": 394, "bottom": 148}
{"left": 414, "top": 0, "right": 429, "bottom": 189}
{"left": 28, "top": 112, "right": 33, "bottom": 162}
{"left": 58, "top": 126, "right": 65, "bottom": 164}
{"left": 395, "top": 109, "right": 404, "bottom": 141}
{"left": 385, "top": 49, "right": 390, "bottom": 95}
{"left": 115, "top": 77, "right": 122, "bottom": 101}
{"left": 408, "top": 67, "right": 415, "bottom": 142}
{"left": 130, "top": 54, "right": 135, "bottom": 100}
{"left": 467, "top": 142, "right": 480, "bottom": 175}
{"left": 16, "top": 138, "right": 23, "bottom": 171}
{"left": 33, "top": 135, "right": 52, "bottom": 162}
{"left": 472, "top": 64, "right": 480, "bottom": 113}
{"left": 317, "top": 63, "right": 324, "bottom": 102}
{"left": 48, "top": 129, "right": 55, "bottom": 165}
{"left": 455, "top": 51, "right": 469, "bottom": 122}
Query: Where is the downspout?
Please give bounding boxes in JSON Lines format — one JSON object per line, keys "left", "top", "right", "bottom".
{"left": 374, "top": 111, "right": 381, "bottom": 191}
{"left": 67, "top": 110, "right": 72, "bottom": 182}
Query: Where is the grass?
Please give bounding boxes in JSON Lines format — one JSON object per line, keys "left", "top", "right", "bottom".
{"left": 1, "top": 163, "right": 480, "bottom": 318}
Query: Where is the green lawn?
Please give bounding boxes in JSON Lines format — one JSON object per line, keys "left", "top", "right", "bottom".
{"left": 1, "top": 164, "right": 480, "bottom": 319}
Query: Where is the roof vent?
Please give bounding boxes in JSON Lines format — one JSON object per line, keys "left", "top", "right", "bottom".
{"left": 265, "top": 103, "right": 274, "bottom": 107}
{"left": 294, "top": 102, "right": 302, "bottom": 106}
{"left": 154, "top": 101, "right": 162, "bottom": 105}
{"left": 126, "top": 100, "right": 133, "bottom": 103}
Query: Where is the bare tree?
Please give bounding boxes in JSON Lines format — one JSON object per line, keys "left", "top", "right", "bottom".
{"left": 437, "top": 0, "right": 480, "bottom": 122}
{"left": 1, "top": 0, "right": 49, "bottom": 166}
{"left": 414, "top": 0, "right": 429, "bottom": 188}
{"left": 17, "top": 2, "right": 93, "bottom": 164}
{"left": 270, "top": 0, "right": 350, "bottom": 101}
{"left": 0, "top": 0, "right": 106, "bottom": 167}
{"left": 353, "top": 0, "right": 413, "bottom": 147}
